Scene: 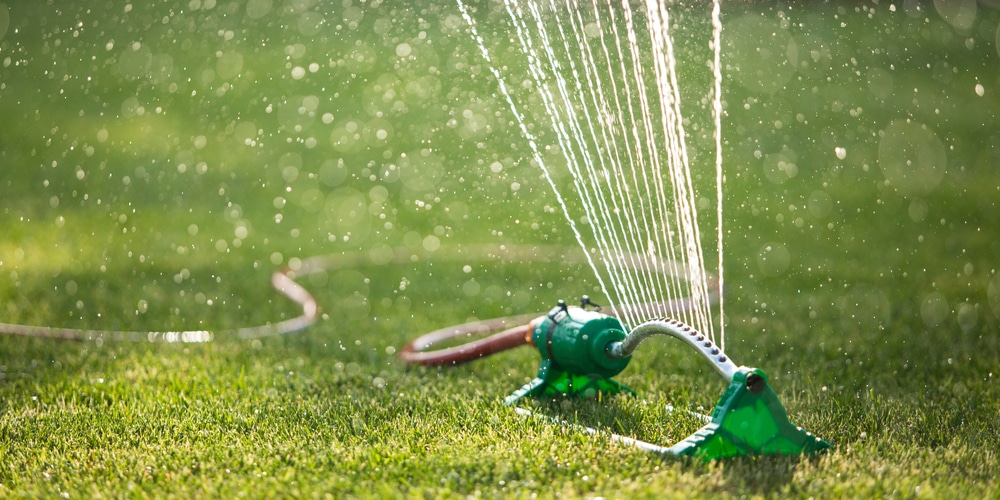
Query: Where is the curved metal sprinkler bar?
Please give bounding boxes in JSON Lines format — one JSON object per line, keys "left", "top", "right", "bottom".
{"left": 607, "top": 317, "right": 738, "bottom": 383}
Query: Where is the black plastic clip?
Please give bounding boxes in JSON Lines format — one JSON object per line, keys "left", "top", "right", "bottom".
{"left": 580, "top": 295, "right": 602, "bottom": 311}
{"left": 547, "top": 299, "right": 570, "bottom": 322}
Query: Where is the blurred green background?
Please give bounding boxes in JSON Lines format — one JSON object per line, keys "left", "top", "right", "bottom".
{"left": 1, "top": 0, "right": 998, "bottom": 496}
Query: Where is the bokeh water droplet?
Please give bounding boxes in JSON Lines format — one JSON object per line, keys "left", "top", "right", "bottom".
{"left": 933, "top": 0, "right": 977, "bottom": 31}
{"left": 807, "top": 190, "right": 833, "bottom": 219}
{"left": 988, "top": 273, "right": 1000, "bottom": 318}
{"left": 118, "top": 42, "right": 152, "bottom": 80}
{"left": 216, "top": 52, "right": 244, "bottom": 80}
{"left": 762, "top": 148, "right": 798, "bottom": 184}
{"left": 907, "top": 198, "right": 929, "bottom": 223}
{"left": 725, "top": 14, "right": 794, "bottom": 94}
{"left": 956, "top": 302, "right": 977, "bottom": 333}
{"left": 245, "top": 0, "right": 272, "bottom": 19}
{"left": 757, "top": 243, "right": 790, "bottom": 276}
{"left": 878, "top": 120, "right": 947, "bottom": 197}
{"left": 0, "top": 4, "right": 9, "bottom": 42}
{"left": 920, "top": 292, "right": 949, "bottom": 328}
{"left": 866, "top": 67, "right": 894, "bottom": 100}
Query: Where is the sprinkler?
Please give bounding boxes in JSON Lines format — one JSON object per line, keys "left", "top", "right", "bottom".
{"left": 400, "top": 297, "right": 832, "bottom": 460}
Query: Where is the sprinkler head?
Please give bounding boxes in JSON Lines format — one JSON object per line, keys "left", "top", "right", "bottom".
{"left": 505, "top": 300, "right": 633, "bottom": 404}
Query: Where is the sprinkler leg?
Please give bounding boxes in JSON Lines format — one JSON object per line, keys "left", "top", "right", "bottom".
{"left": 669, "top": 367, "right": 832, "bottom": 459}
{"left": 504, "top": 360, "right": 634, "bottom": 406}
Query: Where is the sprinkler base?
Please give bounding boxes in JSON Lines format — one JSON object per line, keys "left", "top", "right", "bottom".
{"left": 669, "top": 366, "right": 831, "bottom": 459}
{"left": 504, "top": 359, "right": 634, "bottom": 406}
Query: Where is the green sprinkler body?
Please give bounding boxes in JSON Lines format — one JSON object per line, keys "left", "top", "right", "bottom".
{"left": 502, "top": 298, "right": 832, "bottom": 460}
{"left": 504, "top": 300, "right": 634, "bottom": 405}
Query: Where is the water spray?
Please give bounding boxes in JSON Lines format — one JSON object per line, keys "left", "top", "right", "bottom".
{"left": 400, "top": 297, "right": 832, "bottom": 460}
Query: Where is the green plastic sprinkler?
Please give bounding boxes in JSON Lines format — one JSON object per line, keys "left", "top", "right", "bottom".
{"left": 503, "top": 300, "right": 634, "bottom": 404}
{"left": 400, "top": 297, "right": 831, "bottom": 460}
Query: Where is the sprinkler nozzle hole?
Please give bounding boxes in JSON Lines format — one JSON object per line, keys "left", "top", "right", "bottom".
{"left": 746, "top": 373, "right": 765, "bottom": 393}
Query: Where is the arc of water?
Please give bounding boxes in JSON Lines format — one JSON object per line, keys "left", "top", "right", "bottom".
{"left": 560, "top": 0, "right": 670, "bottom": 326}
{"left": 523, "top": 0, "right": 657, "bottom": 328}
{"left": 513, "top": 0, "right": 641, "bottom": 324}
{"left": 585, "top": 1, "right": 687, "bottom": 329}
{"left": 711, "top": 0, "right": 726, "bottom": 352}
{"left": 455, "top": 0, "right": 620, "bottom": 318}
{"left": 617, "top": 1, "right": 694, "bottom": 333}
{"left": 456, "top": 0, "right": 725, "bottom": 345}
{"left": 502, "top": 0, "right": 635, "bottom": 323}
{"left": 644, "top": 2, "right": 715, "bottom": 342}
{"left": 534, "top": 0, "right": 680, "bottom": 329}
{"left": 607, "top": 0, "right": 715, "bottom": 339}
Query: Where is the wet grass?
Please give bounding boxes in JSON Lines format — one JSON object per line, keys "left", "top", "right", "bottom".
{"left": 2, "top": 1, "right": 1000, "bottom": 498}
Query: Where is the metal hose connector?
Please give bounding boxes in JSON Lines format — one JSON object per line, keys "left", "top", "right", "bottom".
{"left": 605, "top": 317, "right": 738, "bottom": 382}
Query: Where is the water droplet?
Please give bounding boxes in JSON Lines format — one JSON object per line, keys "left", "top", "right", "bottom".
{"left": 216, "top": 52, "right": 244, "bottom": 80}
{"left": 956, "top": 302, "right": 977, "bottom": 333}
{"left": 974, "top": 83, "right": 985, "bottom": 97}
{"left": 878, "top": 120, "right": 946, "bottom": 197}
{"left": 933, "top": 0, "right": 977, "bottom": 31}
{"left": 725, "top": 14, "right": 794, "bottom": 94}
{"left": 762, "top": 148, "right": 799, "bottom": 184}
{"left": 0, "top": 5, "right": 9, "bottom": 42}
{"left": 807, "top": 190, "right": 833, "bottom": 218}
{"left": 422, "top": 235, "right": 440, "bottom": 252}
{"left": 246, "top": 0, "right": 272, "bottom": 19}
{"left": 757, "top": 242, "right": 791, "bottom": 276}
{"left": 462, "top": 279, "right": 481, "bottom": 297}
{"left": 282, "top": 166, "right": 299, "bottom": 183}
{"left": 834, "top": 147, "right": 847, "bottom": 160}
{"left": 920, "top": 292, "right": 949, "bottom": 328}
{"left": 908, "top": 198, "right": 928, "bottom": 222}
{"left": 988, "top": 273, "right": 1000, "bottom": 318}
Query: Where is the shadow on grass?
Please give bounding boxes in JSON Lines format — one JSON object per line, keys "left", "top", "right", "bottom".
{"left": 522, "top": 392, "right": 827, "bottom": 494}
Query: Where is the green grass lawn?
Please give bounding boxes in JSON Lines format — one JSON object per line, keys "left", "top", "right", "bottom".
{"left": 2, "top": 1, "right": 999, "bottom": 497}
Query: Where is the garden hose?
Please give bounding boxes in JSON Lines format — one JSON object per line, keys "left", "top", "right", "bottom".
{"left": 397, "top": 294, "right": 719, "bottom": 366}
{"left": 0, "top": 263, "right": 320, "bottom": 343}
{"left": 0, "top": 244, "right": 697, "bottom": 343}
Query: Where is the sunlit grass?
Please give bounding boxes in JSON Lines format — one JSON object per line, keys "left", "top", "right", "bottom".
{"left": 2, "top": 0, "right": 999, "bottom": 498}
